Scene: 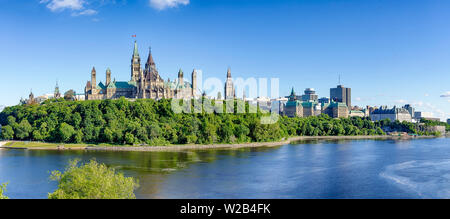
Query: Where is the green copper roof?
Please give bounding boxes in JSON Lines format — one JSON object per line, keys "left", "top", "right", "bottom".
{"left": 133, "top": 41, "right": 139, "bottom": 57}
{"left": 97, "top": 82, "right": 106, "bottom": 89}
{"left": 290, "top": 87, "right": 295, "bottom": 96}
{"left": 107, "top": 81, "right": 137, "bottom": 89}
{"left": 323, "top": 102, "right": 348, "bottom": 108}
{"left": 301, "top": 102, "right": 317, "bottom": 107}
{"left": 165, "top": 81, "right": 177, "bottom": 89}
{"left": 286, "top": 100, "right": 302, "bottom": 107}
{"left": 97, "top": 81, "right": 137, "bottom": 89}
{"left": 176, "top": 81, "right": 192, "bottom": 89}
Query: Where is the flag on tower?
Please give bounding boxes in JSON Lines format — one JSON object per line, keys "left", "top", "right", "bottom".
{"left": 132, "top": 35, "right": 136, "bottom": 37}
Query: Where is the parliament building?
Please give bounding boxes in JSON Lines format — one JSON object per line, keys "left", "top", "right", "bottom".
{"left": 85, "top": 41, "right": 199, "bottom": 100}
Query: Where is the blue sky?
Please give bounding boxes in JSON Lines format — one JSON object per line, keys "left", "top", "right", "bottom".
{"left": 0, "top": 0, "right": 449, "bottom": 120}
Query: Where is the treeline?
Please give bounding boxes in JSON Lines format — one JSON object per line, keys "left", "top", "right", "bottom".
{"left": 420, "top": 118, "right": 450, "bottom": 132}
{"left": 0, "top": 98, "right": 432, "bottom": 145}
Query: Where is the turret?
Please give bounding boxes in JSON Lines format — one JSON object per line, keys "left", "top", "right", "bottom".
{"left": 225, "top": 68, "right": 235, "bottom": 99}
{"left": 54, "top": 80, "right": 61, "bottom": 99}
{"left": 178, "top": 69, "right": 184, "bottom": 86}
{"left": 106, "top": 68, "right": 111, "bottom": 86}
{"left": 91, "top": 67, "right": 96, "bottom": 90}
{"left": 144, "top": 47, "right": 160, "bottom": 82}
{"left": 139, "top": 68, "right": 145, "bottom": 98}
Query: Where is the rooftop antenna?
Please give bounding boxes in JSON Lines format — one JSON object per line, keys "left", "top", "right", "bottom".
{"left": 338, "top": 74, "right": 341, "bottom": 85}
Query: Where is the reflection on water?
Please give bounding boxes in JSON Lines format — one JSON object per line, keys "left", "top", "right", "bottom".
{"left": 0, "top": 138, "right": 449, "bottom": 199}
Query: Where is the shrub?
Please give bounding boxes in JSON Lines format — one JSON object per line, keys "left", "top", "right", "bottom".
{"left": 48, "top": 160, "right": 139, "bottom": 199}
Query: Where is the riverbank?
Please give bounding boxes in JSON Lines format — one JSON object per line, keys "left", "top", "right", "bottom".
{"left": 0, "top": 135, "right": 439, "bottom": 152}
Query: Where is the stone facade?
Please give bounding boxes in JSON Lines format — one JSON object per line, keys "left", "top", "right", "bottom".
{"left": 321, "top": 102, "right": 349, "bottom": 118}
{"left": 284, "top": 88, "right": 327, "bottom": 118}
{"left": 301, "top": 88, "right": 318, "bottom": 102}
{"left": 349, "top": 110, "right": 365, "bottom": 117}
{"left": 85, "top": 41, "right": 198, "bottom": 101}
{"left": 419, "top": 125, "right": 446, "bottom": 135}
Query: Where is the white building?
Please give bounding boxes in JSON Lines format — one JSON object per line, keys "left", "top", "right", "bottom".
{"left": 370, "top": 105, "right": 412, "bottom": 122}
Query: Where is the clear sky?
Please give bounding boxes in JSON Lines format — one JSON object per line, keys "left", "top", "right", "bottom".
{"left": 0, "top": 0, "right": 449, "bottom": 120}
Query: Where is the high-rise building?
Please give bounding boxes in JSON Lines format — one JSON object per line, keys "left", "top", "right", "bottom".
{"left": 330, "top": 85, "right": 351, "bottom": 108}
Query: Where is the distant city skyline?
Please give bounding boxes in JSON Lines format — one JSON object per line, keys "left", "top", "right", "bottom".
{"left": 0, "top": 0, "right": 449, "bottom": 120}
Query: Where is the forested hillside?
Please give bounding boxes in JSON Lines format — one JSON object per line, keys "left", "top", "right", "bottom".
{"left": 0, "top": 98, "right": 434, "bottom": 145}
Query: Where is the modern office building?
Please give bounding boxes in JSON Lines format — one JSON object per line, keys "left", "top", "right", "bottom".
{"left": 301, "top": 88, "right": 319, "bottom": 102}
{"left": 318, "top": 97, "right": 330, "bottom": 104}
{"left": 330, "top": 85, "right": 351, "bottom": 108}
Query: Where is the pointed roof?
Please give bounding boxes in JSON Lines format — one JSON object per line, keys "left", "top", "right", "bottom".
{"left": 91, "top": 67, "right": 96, "bottom": 73}
{"left": 55, "top": 80, "right": 60, "bottom": 94}
{"left": 146, "top": 47, "right": 155, "bottom": 65}
{"left": 227, "top": 68, "right": 231, "bottom": 78}
{"left": 133, "top": 41, "right": 139, "bottom": 57}
{"left": 106, "top": 67, "right": 111, "bottom": 74}
{"left": 178, "top": 68, "right": 183, "bottom": 77}
{"left": 290, "top": 87, "right": 295, "bottom": 96}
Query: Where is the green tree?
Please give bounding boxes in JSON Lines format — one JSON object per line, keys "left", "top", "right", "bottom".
{"left": 1, "top": 125, "right": 14, "bottom": 140}
{"left": 0, "top": 183, "right": 8, "bottom": 199}
{"left": 125, "top": 133, "right": 135, "bottom": 145}
{"left": 15, "top": 119, "right": 32, "bottom": 140}
{"left": 59, "top": 123, "right": 75, "bottom": 143}
{"left": 32, "top": 130, "right": 44, "bottom": 141}
{"left": 48, "top": 160, "right": 138, "bottom": 199}
{"left": 74, "top": 130, "right": 83, "bottom": 143}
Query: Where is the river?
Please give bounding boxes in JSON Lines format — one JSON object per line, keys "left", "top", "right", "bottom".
{"left": 1, "top": 138, "right": 449, "bottom": 199}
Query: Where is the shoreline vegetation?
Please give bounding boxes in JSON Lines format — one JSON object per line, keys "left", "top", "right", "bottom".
{"left": 0, "top": 135, "right": 440, "bottom": 152}
{"left": 1, "top": 98, "right": 447, "bottom": 152}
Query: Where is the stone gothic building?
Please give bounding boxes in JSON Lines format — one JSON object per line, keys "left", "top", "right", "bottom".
{"left": 85, "top": 41, "right": 198, "bottom": 100}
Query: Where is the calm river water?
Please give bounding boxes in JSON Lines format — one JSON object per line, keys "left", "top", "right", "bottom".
{"left": 1, "top": 138, "right": 450, "bottom": 199}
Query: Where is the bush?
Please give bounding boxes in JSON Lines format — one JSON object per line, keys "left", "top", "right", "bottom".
{"left": 48, "top": 160, "right": 139, "bottom": 199}
{"left": 0, "top": 183, "right": 8, "bottom": 199}
{"left": 1, "top": 125, "right": 14, "bottom": 140}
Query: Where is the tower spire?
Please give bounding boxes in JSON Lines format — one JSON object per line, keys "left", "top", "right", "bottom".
{"left": 131, "top": 41, "right": 141, "bottom": 81}
{"left": 133, "top": 41, "right": 139, "bottom": 57}
{"left": 147, "top": 46, "right": 155, "bottom": 66}
{"left": 54, "top": 80, "right": 61, "bottom": 98}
